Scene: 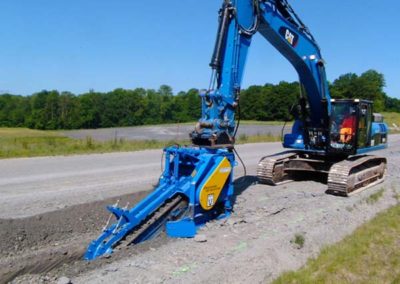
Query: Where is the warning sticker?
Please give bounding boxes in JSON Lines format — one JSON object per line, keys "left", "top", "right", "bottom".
{"left": 207, "top": 194, "right": 214, "bottom": 207}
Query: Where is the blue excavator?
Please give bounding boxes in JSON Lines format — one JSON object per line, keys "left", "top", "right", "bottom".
{"left": 84, "top": 0, "right": 388, "bottom": 260}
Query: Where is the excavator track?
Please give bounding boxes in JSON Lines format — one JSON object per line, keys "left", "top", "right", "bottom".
{"left": 118, "top": 195, "right": 188, "bottom": 249}
{"left": 257, "top": 151, "right": 387, "bottom": 197}
{"left": 257, "top": 152, "right": 297, "bottom": 185}
{"left": 327, "top": 155, "right": 387, "bottom": 196}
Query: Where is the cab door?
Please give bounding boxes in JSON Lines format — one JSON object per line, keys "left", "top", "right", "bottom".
{"left": 357, "top": 103, "right": 372, "bottom": 148}
{"left": 328, "top": 101, "right": 357, "bottom": 155}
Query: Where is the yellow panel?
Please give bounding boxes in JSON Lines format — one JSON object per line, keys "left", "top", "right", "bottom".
{"left": 199, "top": 157, "right": 232, "bottom": 211}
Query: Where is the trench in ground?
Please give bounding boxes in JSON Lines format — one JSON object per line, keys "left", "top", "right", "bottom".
{"left": 0, "top": 190, "right": 176, "bottom": 283}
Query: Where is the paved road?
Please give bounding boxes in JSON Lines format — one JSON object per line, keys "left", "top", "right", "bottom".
{"left": 0, "top": 143, "right": 285, "bottom": 219}
{"left": 62, "top": 124, "right": 290, "bottom": 141}
{"left": 2, "top": 135, "right": 398, "bottom": 219}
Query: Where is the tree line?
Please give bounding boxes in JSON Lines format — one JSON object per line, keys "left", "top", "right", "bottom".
{"left": 0, "top": 69, "right": 399, "bottom": 130}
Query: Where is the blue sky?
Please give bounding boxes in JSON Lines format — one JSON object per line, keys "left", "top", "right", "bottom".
{"left": 0, "top": 0, "right": 399, "bottom": 98}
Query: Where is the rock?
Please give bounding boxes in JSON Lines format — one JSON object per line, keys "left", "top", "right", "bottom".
{"left": 105, "top": 266, "right": 118, "bottom": 272}
{"left": 57, "top": 276, "right": 72, "bottom": 284}
{"left": 226, "top": 217, "right": 247, "bottom": 226}
{"left": 194, "top": 234, "right": 207, "bottom": 242}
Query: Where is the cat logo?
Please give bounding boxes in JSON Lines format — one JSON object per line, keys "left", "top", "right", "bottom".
{"left": 279, "top": 27, "right": 299, "bottom": 47}
{"left": 285, "top": 29, "right": 295, "bottom": 45}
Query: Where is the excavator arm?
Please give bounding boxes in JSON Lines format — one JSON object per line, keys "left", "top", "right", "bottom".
{"left": 191, "top": 0, "right": 331, "bottom": 150}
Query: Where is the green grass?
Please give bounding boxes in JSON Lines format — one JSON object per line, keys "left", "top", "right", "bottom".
{"left": 382, "top": 112, "right": 400, "bottom": 127}
{"left": 292, "top": 233, "right": 305, "bottom": 249}
{"left": 239, "top": 120, "right": 291, "bottom": 126}
{"left": 273, "top": 204, "right": 400, "bottom": 284}
{"left": 0, "top": 128, "right": 187, "bottom": 158}
{"left": 383, "top": 112, "right": 400, "bottom": 133}
{"left": 0, "top": 127, "right": 282, "bottom": 158}
{"left": 236, "top": 132, "right": 282, "bottom": 144}
{"left": 0, "top": 128, "right": 61, "bottom": 138}
{"left": 365, "top": 188, "right": 385, "bottom": 205}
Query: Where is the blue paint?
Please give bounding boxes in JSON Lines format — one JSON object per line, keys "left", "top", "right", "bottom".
{"left": 357, "top": 144, "right": 387, "bottom": 154}
{"left": 84, "top": 146, "right": 235, "bottom": 260}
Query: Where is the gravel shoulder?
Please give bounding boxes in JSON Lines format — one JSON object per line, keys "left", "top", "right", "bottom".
{"left": 2, "top": 135, "right": 399, "bottom": 283}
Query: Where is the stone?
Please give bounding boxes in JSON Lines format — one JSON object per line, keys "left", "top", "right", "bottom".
{"left": 57, "top": 276, "right": 72, "bottom": 284}
{"left": 194, "top": 234, "right": 207, "bottom": 243}
{"left": 105, "top": 266, "right": 118, "bottom": 272}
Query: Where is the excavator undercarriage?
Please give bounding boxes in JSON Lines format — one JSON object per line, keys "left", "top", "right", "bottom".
{"left": 257, "top": 152, "right": 387, "bottom": 196}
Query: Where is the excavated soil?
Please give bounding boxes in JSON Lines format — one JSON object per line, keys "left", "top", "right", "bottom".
{"left": 0, "top": 191, "right": 153, "bottom": 283}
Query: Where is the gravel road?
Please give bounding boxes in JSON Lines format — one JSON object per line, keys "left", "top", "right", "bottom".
{"left": 1, "top": 135, "right": 399, "bottom": 283}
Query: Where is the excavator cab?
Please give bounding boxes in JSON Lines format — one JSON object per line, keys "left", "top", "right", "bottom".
{"left": 328, "top": 99, "right": 373, "bottom": 155}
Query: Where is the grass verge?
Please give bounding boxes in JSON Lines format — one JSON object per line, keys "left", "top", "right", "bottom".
{"left": 273, "top": 204, "right": 400, "bottom": 284}
{"left": 383, "top": 112, "right": 400, "bottom": 134}
{"left": 239, "top": 120, "right": 292, "bottom": 126}
{"left": 382, "top": 112, "right": 400, "bottom": 127}
{"left": 236, "top": 132, "right": 282, "bottom": 144}
{"left": 0, "top": 128, "right": 282, "bottom": 159}
{"left": 0, "top": 128, "right": 186, "bottom": 158}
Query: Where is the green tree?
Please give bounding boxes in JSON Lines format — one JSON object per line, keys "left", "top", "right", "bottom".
{"left": 79, "top": 91, "right": 104, "bottom": 128}
{"left": 59, "top": 92, "right": 81, "bottom": 129}
{"left": 384, "top": 94, "right": 400, "bottom": 112}
{"left": 0, "top": 94, "right": 30, "bottom": 127}
{"left": 29, "top": 90, "right": 61, "bottom": 129}
{"left": 143, "top": 89, "right": 161, "bottom": 124}
{"left": 330, "top": 70, "right": 386, "bottom": 112}
{"left": 0, "top": 70, "right": 396, "bottom": 131}
{"left": 330, "top": 73, "right": 358, "bottom": 99}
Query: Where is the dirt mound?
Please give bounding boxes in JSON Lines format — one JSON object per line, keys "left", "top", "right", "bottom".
{"left": 0, "top": 191, "right": 151, "bottom": 283}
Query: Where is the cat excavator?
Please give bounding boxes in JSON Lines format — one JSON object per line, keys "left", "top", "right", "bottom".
{"left": 84, "top": 0, "right": 388, "bottom": 260}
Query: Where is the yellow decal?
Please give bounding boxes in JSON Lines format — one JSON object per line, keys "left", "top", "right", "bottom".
{"left": 199, "top": 157, "right": 231, "bottom": 210}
